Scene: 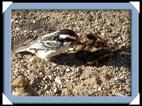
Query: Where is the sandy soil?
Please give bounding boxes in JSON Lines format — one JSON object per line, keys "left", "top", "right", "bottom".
{"left": 11, "top": 10, "right": 131, "bottom": 96}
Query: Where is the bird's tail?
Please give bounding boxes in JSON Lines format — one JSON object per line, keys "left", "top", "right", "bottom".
{"left": 16, "top": 46, "right": 29, "bottom": 53}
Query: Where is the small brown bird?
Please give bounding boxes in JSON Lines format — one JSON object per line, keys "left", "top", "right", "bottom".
{"left": 75, "top": 33, "right": 122, "bottom": 65}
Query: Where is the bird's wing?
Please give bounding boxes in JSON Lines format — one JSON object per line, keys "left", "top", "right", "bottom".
{"left": 41, "top": 40, "right": 62, "bottom": 49}
{"left": 16, "top": 41, "right": 44, "bottom": 53}
{"left": 16, "top": 45, "right": 30, "bottom": 53}
{"left": 16, "top": 31, "right": 61, "bottom": 53}
{"left": 40, "top": 31, "right": 60, "bottom": 41}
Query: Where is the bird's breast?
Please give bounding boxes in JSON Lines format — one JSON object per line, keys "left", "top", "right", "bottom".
{"left": 36, "top": 50, "right": 56, "bottom": 59}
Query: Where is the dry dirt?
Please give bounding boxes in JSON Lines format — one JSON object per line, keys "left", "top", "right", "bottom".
{"left": 11, "top": 10, "right": 131, "bottom": 96}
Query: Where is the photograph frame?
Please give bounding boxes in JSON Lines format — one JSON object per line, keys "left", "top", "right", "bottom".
{"left": 3, "top": 2, "right": 139, "bottom": 104}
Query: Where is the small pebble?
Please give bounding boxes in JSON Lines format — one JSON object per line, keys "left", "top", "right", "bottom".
{"left": 66, "top": 68, "right": 71, "bottom": 72}
{"left": 32, "top": 20, "right": 36, "bottom": 23}
{"left": 48, "top": 75, "right": 53, "bottom": 80}
{"left": 53, "top": 88, "right": 58, "bottom": 93}
{"left": 68, "top": 48, "right": 74, "bottom": 51}
{"left": 29, "top": 58, "right": 34, "bottom": 62}
{"left": 15, "top": 27, "right": 20, "bottom": 31}
{"left": 51, "top": 63, "right": 57, "bottom": 67}
{"left": 98, "top": 87, "right": 101, "bottom": 91}
{"left": 55, "top": 77, "right": 62, "bottom": 85}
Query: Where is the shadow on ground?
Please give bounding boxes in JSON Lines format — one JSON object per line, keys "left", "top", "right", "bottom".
{"left": 51, "top": 46, "right": 131, "bottom": 68}
{"left": 15, "top": 46, "right": 131, "bottom": 68}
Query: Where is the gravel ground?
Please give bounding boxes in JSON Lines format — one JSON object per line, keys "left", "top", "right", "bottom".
{"left": 11, "top": 10, "right": 131, "bottom": 96}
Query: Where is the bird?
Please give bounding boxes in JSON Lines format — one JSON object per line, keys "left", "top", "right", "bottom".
{"left": 16, "top": 29, "right": 79, "bottom": 60}
{"left": 74, "top": 33, "right": 109, "bottom": 52}
{"left": 75, "top": 33, "right": 123, "bottom": 65}
{"left": 85, "top": 33, "right": 109, "bottom": 48}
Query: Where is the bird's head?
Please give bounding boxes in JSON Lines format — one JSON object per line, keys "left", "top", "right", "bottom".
{"left": 86, "top": 33, "right": 97, "bottom": 42}
{"left": 58, "top": 29, "right": 80, "bottom": 46}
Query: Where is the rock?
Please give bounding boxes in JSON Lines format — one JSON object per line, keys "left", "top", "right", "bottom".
{"left": 29, "top": 57, "right": 34, "bottom": 62}
{"left": 51, "top": 63, "right": 57, "bottom": 67}
{"left": 68, "top": 48, "right": 74, "bottom": 51}
{"left": 55, "top": 77, "right": 62, "bottom": 85}
{"left": 66, "top": 68, "right": 71, "bottom": 72}
{"left": 53, "top": 87, "right": 58, "bottom": 93}
{"left": 48, "top": 75, "right": 53, "bottom": 80}
{"left": 98, "top": 87, "right": 101, "bottom": 91}
{"left": 12, "top": 75, "right": 32, "bottom": 96}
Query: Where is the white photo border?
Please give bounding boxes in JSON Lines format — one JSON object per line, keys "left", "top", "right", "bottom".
{"left": 3, "top": 2, "right": 139, "bottom": 104}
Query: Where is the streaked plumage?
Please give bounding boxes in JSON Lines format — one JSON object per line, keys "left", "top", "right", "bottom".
{"left": 16, "top": 29, "right": 79, "bottom": 59}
